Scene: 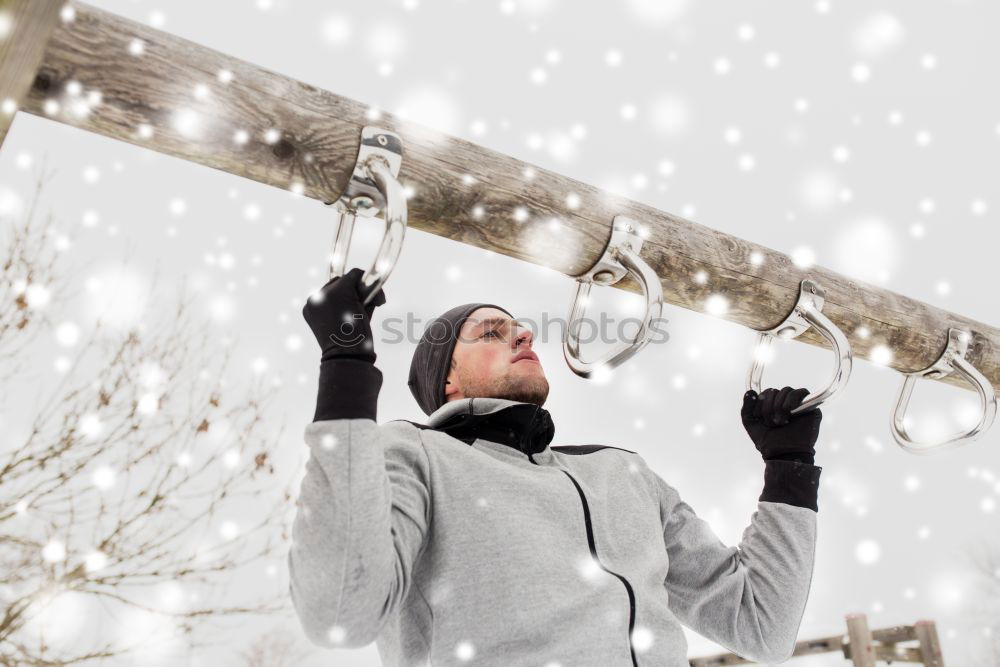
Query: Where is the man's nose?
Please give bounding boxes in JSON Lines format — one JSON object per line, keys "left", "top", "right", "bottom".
{"left": 513, "top": 327, "right": 533, "bottom": 348}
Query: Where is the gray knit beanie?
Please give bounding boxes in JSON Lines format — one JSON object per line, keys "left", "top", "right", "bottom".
{"left": 407, "top": 303, "right": 513, "bottom": 416}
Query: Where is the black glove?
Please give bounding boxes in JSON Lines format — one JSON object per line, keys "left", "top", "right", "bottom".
{"left": 741, "top": 387, "right": 822, "bottom": 465}
{"left": 302, "top": 267, "right": 386, "bottom": 364}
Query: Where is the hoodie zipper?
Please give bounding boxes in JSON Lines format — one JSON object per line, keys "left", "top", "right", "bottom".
{"left": 526, "top": 453, "right": 639, "bottom": 666}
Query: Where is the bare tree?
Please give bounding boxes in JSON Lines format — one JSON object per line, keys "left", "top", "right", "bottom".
{"left": 966, "top": 538, "right": 1000, "bottom": 666}
{"left": 238, "top": 626, "right": 317, "bottom": 667}
{"left": 0, "top": 172, "right": 301, "bottom": 665}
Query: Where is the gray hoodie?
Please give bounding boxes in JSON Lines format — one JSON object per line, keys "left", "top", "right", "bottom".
{"left": 288, "top": 380, "right": 820, "bottom": 666}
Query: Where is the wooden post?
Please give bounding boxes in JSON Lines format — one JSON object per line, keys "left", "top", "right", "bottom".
{"left": 845, "top": 613, "right": 877, "bottom": 667}
{"left": 0, "top": 0, "right": 64, "bottom": 146}
{"left": 18, "top": 2, "right": 1000, "bottom": 400}
{"left": 913, "top": 620, "right": 945, "bottom": 667}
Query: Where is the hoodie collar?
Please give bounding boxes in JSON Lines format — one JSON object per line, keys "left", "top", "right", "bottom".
{"left": 425, "top": 397, "right": 555, "bottom": 457}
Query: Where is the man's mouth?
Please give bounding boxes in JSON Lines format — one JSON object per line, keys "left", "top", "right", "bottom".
{"left": 511, "top": 350, "right": 539, "bottom": 364}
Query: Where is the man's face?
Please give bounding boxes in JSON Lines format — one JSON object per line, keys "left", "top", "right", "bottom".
{"left": 444, "top": 307, "right": 549, "bottom": 407}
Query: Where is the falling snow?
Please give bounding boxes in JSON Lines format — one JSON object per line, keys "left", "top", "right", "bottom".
{"left": 1, "top": 1, "right": 998, "bottom": 664}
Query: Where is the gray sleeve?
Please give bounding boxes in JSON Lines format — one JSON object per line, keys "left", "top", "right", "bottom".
{"left": 646, "top": 460, "right": 819, "bottom": 664}
{"left": 287, "top": 418, "right": 432, "bottom": 649}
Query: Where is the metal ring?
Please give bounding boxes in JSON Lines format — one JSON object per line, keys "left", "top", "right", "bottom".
{"left": 746, "top": 279, "right": 853, "bottom": 414}
{"left": 357, "top": 156, "right": 406, "bottom": 306}
{"left": 890, "top": 328, "right": 998, "bottom": 455}
{"left": 327, "top": 127, "right": 407, "bottom": 307}
{"left": 563, "top": 217, "right": 664, "bottom": 378}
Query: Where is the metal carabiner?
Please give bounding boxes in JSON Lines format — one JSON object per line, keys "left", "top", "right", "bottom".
{"left": 325, "top": 126, "right": 406, "bottom": 307}
{"left": 746, "top": 279, "right": 853, "bottom": 414}
{"left": 563, "top": 216, "right": 665, "bottom": 378}
{"left": 890, "top": 327, "right": 997, "bottom": 455}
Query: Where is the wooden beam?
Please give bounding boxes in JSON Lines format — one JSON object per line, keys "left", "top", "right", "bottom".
{"left": 0, "top": 0, "right": 64, "bottom": 146}
{"left": 871, "top": 624, "right": 918, "bottom": 644}
{"left": 874, "top": 646, "right": 925, "bottom": 663}
{"left": 21, "top": 2, "right": 1000, "bottom": 401}
{"left": 845, "top": 613, "right": 877, "bottom": 667}
{"left": 913, "top": 620, "right": 945, "bottom": 667}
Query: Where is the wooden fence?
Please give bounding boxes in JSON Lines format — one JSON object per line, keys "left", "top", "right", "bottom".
{"left": 690, "top": 614, "right": 945, "bottom": 666}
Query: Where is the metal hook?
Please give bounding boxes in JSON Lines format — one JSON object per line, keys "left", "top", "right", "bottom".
{"left": 563, "top": 216, "right": 665, "bottom": 378}
{"left": 746, "top": 279, "right": 853, "bottom": 414}
{"left": 890, "top": 327, "right": 997, "bottom": 455}
{"left": 324, "top": 126, "right": 406, "bottom": 306}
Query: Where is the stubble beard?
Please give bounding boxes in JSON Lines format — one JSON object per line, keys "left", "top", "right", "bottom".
{"left": 458, "top": 364, "right": 550, "bottom": 407}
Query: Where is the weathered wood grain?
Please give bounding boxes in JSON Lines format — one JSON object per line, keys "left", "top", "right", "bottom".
{"left": 19, "top": 2, "right": 1000, "bottom": 402}
{"left": 845, "top": 614, "right": 877, "bottom": 667}
{"left": 0, "top": 0, "right": 64, "bottom": 145}
{"left": 913, "top": 621, "right": 945, "bottom": 667}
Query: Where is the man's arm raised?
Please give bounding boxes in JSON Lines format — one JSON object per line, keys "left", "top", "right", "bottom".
{"left": 288, "top": 269, "right": 432, "bottom": 649}
{"left": 645, "top": 459, "right": 819, "bottom": 663}
{"left": 645, "top": 387, "right": 823, "bottom": 663}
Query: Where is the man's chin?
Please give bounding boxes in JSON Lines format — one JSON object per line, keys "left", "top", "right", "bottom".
{"left": 461, "top": 368, "right": 550, "bottom": 407}
{"left": 497, "top": 376, "right": 549, "bottom": 407}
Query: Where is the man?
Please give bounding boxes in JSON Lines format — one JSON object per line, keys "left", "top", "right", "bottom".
{"left": 289, "top": 268, "right": 823, "bottom": 666}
